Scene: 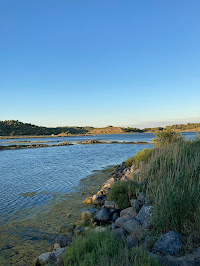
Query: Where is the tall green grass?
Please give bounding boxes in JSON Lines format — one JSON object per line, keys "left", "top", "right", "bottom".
{"left": 107, "top": 181, "right": 137, "bottom": 209}
{"left": 145, "top": 138, "right": 200, "bottom": 234}
{"left": 125, "top": 148, "right": 154, "bottom": 167}
{"left": 63, "top": 231, "right": 159, "bottom": 266}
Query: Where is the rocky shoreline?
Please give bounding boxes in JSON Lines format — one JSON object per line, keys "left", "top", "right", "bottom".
{"left": 0, "top": 140, "right": 152, "bottom": 151}
{"left": 34, "top": 161, "right": 200, "bottom": 266}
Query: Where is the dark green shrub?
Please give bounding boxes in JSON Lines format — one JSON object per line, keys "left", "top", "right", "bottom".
{"left": 153, "top": 129, "right": 183, "bottom": 147}
{"left": 107, "top": 181, "right": 137, "bottom": 209}
{"left": 125, "top": 148, "right": 154, "bottom": 167}
{"left": 146, "top": 138, "right": 200, "bottom": 234}
{"left": 125, "top": 156, "right": 135, "bottom": 167}
{"left": 63, "top": 231, "right": 159, "bottom": 266}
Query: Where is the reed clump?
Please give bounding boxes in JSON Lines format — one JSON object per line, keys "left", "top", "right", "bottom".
{"left": 145, "top": 137, "right": 200, "bottom": 235}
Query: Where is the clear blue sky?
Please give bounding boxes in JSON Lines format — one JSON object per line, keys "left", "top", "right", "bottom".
{"left": 0, "top": 0, "right": 200, "bottom": 128}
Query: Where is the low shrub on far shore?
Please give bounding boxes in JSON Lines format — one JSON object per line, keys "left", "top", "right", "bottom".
{"left": 146, "top": 138, "right": 200, "bottom": 235}
{"left": 153, "top": 128, "right": 183, "bottom": 147}
{"left": 63, "top": 231, "right": 159, "bottom": 266}
{"left": 125, "top": 148, "right": 154, "bottom": 167}
{"left": 107, "top": 180, "right": 137, "bottom": 209}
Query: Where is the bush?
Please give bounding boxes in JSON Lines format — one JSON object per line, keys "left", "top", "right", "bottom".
{"left": 107, "top": 181, "right": 137, "bottom": 209}
{"left": 63, "top": 231, "right": 159, "bottom": 266}
{"left": 125, "top": 156, "right": 135, "bottom": 167}
{"left": 125, "top": 148, "right": 154, "bottom": 167}
{"left": 146, "top": 138, "right": 200, "bottom": 234}
{"left": 153, "top": 129, "right": 183, "bottom": 147}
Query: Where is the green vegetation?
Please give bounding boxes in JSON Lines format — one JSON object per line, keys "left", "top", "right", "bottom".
{"left": 153, "top": 128, "right": 183, "bottom": 147}
{"left": 125, "top": 148, "right": 154, "bottom": 167}
{"left": 145, "top": 138, "right": 200, "bottom": 235}
{"left": 63, "top": 231, "right": 159, "bottom": 266}
{"left": 107, "top": 181, "right": 137, "bottom": 209}
{"left": 0, "top": 120, "right": 199, "bottom": 137}
{"left": 0, "top": 120, "right": 93, "bottom": 136}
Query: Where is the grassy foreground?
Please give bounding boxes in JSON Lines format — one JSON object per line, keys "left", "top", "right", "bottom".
{"left": 62, "top": 133, "right": 199, "bottom": 265}
{"left": 63, "top": 231, "right": 159, "bottom": 266}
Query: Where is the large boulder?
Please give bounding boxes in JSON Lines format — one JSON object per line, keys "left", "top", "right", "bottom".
{"left": 115, "top": 217, "right": 141, "bottom": 235}
{"left": 122, "top": 219, "right": 141, "bottom": 234}
{"left": 136, "top": 205, "right": 154, "bottom": 228}
{"left": 115, "top": 217, "right": 130, "bottom": 228}
{"left": 33, "top": 247, "right": 67, "bottom": 266}
{"left": 153, "top": 231, "right": 184, "bottom": 256}
{"left": 120, "top": 207, "right": 137, "bottom": 219}
{"left": 94, "top": 208, "right": 110, "bottom": 223}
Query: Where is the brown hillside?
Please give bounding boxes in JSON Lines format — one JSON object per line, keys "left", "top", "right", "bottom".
{"left": 89, "top": 127, "right": 124, "bottom": 135}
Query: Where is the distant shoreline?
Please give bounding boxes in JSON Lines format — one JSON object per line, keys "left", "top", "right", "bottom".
{"left": 0, "top": 140, "right": 152, "bottom": 151}
{"left": 0, "top": 130, "right": 199, "bottom": 140}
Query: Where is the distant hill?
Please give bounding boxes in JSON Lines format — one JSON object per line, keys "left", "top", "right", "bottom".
{"left": 0, "top": 120, "right": 199, "bottom": 137}
{"left": 0, "top": 120, "right": 93, "bottom": 136}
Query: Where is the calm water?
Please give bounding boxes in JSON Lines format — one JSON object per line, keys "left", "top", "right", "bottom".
{"left": 0, "top": 132, "right": 197, "bottom": 216}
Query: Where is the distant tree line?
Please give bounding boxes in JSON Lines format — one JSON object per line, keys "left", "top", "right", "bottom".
{"left": 0, "top": 120, "right": 93, "bottom": 136}
{"left": 0, "top": 120, "right": 199, "bottom": 136}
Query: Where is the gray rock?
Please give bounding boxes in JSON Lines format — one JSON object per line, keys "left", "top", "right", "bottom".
{"left": 104, "top": 201, "right": 119, "bottom": 209}
{"left": 111, "top": 212, "right": 119, "bottom": 222}
{"left": 126, "top": 235, "right": 137, "bottom": 249}
{"left": 120, "top": 207, "right": 137, "bottom": 218}
{"left": 34, "top": 252, "right": 51, "bottom": 265}
{"left": 130, "top": 199, "right": 141, "bottom": 213}
{"left": 92, "top": 195, "right": 106, "bottom": 204}
{"left": 80, "top": 211, "right": 94, "bottom": 223}
{"left": 94, "top": 226, "right": 107, "bottom": 233}
{"left": 153, "top": 231, "right": 184, "bottom": 256}
{"left": 94, "top": 208, "right": 110, "bottom": 223}
{"left": 137, "top": 192, "right": 146, "bottom": 203}
{"left": 109, "top": 208, "right": 118, "bottom": 216}
{"left": 115, "top": 217, "right": 130, "bottom": 228}
{"left": 123, "top": 219, "right": 141, "bottom": 234}
{"left": 55, "top": 235, "right": 71, "bottom": 248}
{"left": 109, "top": 223, "right": 117, "bottom": 231}
{"left": 74, "top": 226, "right": 85, "bottom": 236}
{"left": 136, "top": 205, "right": 154, "bottom": 228}
{"left": 149, "top": 251, "right": 200, "bottom": 266}
{"left": 113, "top": 228, "right": 128, "bottom": 240}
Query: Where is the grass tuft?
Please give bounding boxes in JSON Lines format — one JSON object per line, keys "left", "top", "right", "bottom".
{"left": 63, "top": 231, "right": 159, "bottom": 266}
{"left": 107, "top": 181, "right": 137, "bottom": 209}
